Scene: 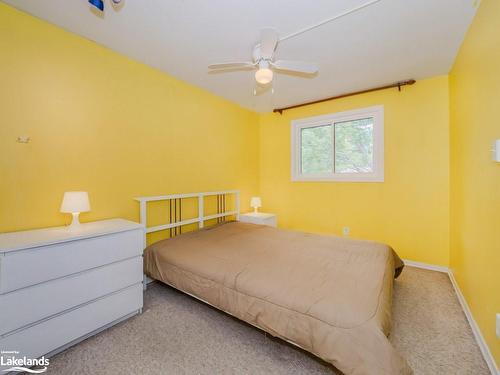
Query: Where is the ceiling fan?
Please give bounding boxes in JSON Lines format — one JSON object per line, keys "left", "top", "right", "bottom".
{"left": 208, "top": 28, "right": 319, "bottom": 91}
{"left": 208, "top": 0, "right": 383, "bottom": 95}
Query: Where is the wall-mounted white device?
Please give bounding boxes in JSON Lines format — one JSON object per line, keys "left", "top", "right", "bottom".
{"left": 493, "top": 140, "right": 500, "bottom": 162}
{"left": 496, "top": 313, "right": 500, "bottom": 339}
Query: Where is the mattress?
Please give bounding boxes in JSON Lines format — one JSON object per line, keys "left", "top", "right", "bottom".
{"left": 144, "top": 221, "right": 411, "bottom": 375}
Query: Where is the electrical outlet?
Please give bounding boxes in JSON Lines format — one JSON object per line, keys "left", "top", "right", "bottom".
{"left": 342, "top": 227, "right": 350, "bottom": 236}
{"left": 496, "top": 313, "right": 500, "bottom": 339}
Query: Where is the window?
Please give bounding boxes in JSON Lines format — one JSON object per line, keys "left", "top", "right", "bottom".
{"left": 291, "top": 105, "right": 384, "bottom": 182}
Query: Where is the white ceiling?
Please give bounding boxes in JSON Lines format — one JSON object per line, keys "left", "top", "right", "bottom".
{"left": 3, "top": 0, "right": 478, "bottom": 112}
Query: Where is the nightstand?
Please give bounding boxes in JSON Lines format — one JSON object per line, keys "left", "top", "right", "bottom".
{"left": 239, "top": 212, "right": 277, "bottom": 227}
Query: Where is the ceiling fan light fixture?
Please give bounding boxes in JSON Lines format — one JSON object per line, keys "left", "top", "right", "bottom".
{"left": 255, "top": 68, "right": 273, "bottom": 85}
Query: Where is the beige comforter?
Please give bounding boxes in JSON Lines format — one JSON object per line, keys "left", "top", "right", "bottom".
{"left": 144, "top": 222, "right": 411, "bottom": 374}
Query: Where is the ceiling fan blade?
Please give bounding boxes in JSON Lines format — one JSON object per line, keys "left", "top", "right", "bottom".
{"left": 260, "top": 28, "right": 278, "bottom": 59}
{"left": 208, "top": 62, "right": 255, "bottom": 70}
{"left": 271, "top": 60, "right": 318, "bottom": 74}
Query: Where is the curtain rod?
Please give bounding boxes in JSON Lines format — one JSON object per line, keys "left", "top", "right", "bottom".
{"left": 273, "top": 79, "right": 416, "bottom": 114}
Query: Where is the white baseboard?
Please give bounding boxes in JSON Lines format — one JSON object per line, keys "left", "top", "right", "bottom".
{"left": 403, "top": 259, "right": 499, "bottom": 375}
{"left": 448, "top": 271, "right": 499, "bottom": 375}
{"left": 403, "top": 259, "right": 449, "bottom": 273}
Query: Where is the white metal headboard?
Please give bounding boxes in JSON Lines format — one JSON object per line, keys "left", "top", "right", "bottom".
{"left": 134, "top": 190, "right": 240, "bottom": 237}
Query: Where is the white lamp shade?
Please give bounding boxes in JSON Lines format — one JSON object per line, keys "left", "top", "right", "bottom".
{"left": 250, "top": 197, "right": 262, "bottom": 208}
{"left": 60, "top": 192, "right": 91, "bottom": 213}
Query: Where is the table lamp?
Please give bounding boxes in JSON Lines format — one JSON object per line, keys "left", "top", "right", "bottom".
{"left": 250, "top": 197, "right": 262, "bottom": 214}
{"left": 60, "top": 191, "right": 91, "bottom": 229}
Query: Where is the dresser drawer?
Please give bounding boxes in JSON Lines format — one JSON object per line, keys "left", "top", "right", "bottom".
{"left": 0, "top": 257, "right": 143, "bottom": 336}
{"left": 0, "top": 283, "right": 142, "bottom": 369}
{"left": 0, "top": 228, "right": 143, "bottom": 294}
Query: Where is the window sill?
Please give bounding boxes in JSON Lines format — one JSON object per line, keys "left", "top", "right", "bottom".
{"left": 291, "top": 174, "right": 384, "bottom": 183}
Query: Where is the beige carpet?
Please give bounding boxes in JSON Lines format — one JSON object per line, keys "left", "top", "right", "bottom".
{"left": 46, "top": 267, "right": 489, "bottom": 374}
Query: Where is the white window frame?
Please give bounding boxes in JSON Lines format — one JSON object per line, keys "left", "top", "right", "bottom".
{"left": 291, "top": 105, "right": 384, "bottom": 182}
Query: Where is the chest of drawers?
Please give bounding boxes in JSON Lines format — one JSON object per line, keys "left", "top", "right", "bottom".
{"left": 0, "top": 219, "right": 144, "bottom": 372}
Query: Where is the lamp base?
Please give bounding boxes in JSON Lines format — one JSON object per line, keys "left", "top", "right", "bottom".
{"left": 253, "top": 207, "right": 259, "bottom": 214}
{"left": 68, "top": 212, "right": 82, "bottom": 229}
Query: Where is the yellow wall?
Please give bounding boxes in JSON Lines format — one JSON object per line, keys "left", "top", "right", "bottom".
{"left": 1, "top": 0, "right": 498, "bottom": 364}
{"left": 449, "top": 0, "right": 500, "bottom": 365}
{"left": 259, "top": 76, "right": 450, "bottom": 266}
{"left": 0, "top": 3, "right": 259, "bottom": 232}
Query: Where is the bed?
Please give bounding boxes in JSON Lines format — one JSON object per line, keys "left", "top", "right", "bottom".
{"left": 138, "top": 191, "right": 411, "bottom": 375}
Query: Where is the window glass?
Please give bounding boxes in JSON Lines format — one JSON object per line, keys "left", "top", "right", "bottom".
{"left": 334, "top": 118, "right": 374, "bottom": 173}
{"left": 301, "top": 125, "right": 333, "bottom": 174}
